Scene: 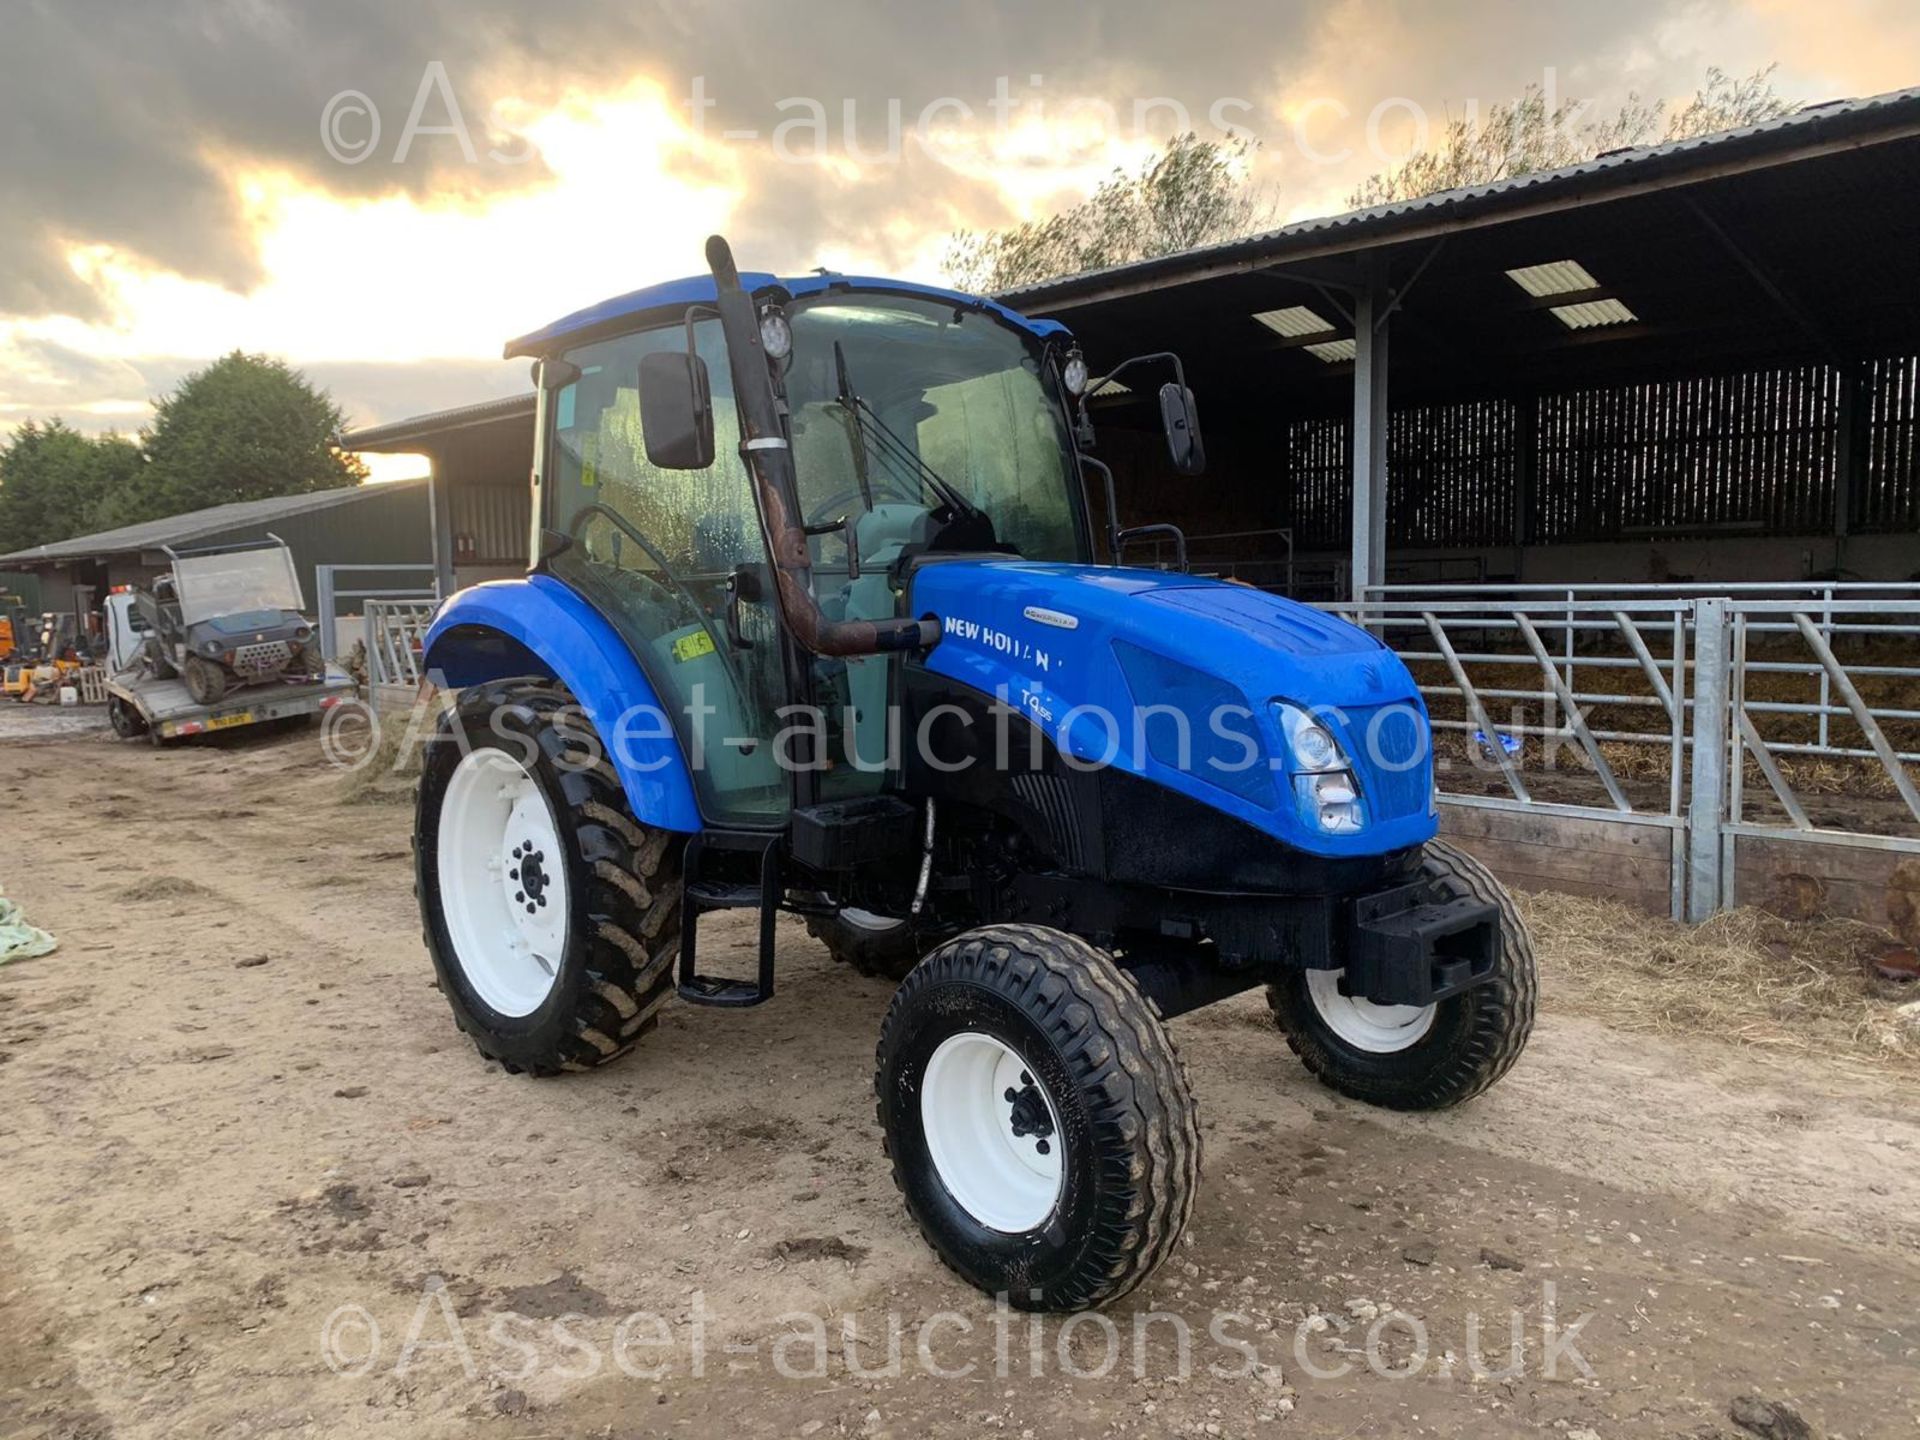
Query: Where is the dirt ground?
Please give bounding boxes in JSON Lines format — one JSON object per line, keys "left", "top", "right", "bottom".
{"left": 2, "top": 713, "right": 1917, "bottom": 1440}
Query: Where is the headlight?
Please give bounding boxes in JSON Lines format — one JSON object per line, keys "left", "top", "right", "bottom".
{"left": 1274, "top": 703, "right": 1345, "bottom": 773}
{"left": 1062, "top": 348, "right": 1089, "bottom": 397}
{"left": 1274, "top": 701, "right": 1366, "bottom": 834}
{"left": 758, "top": 307, "right": 792, "bottom": 361}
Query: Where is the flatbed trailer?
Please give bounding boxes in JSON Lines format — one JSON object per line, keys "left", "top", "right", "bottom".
{"left": 104, "top": 668, "right": 354, "bottom": 742}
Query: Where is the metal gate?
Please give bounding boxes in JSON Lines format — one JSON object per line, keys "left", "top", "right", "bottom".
{"left": 1327, "top": 582, "right": 1920, "bottom": 923}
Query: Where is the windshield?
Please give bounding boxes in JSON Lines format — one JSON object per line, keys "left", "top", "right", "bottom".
{"left": 172, "top": 546, "right": 303, "bottom": 625}
{"left": 783, "top": 293, "right": 1083, "bottom": 561}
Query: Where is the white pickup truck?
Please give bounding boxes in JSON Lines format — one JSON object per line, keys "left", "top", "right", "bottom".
{"left": 102, "top": 589, "right": 354, "bottom": 742}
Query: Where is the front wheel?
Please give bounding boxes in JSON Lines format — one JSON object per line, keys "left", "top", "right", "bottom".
{"left": 875, "top": 924, "right": 1201, "bottom": 1311}
{"left": 1267, "top": 839, "right": 1536, "bottom": 1110}
{"left": 108, "top": 695, "right": 148, "bottom": 739}
{"left": 415, "top": 678, "right": 685, "bottom": 1075}
{"left": 182, "top": 655, "right": 226, "bottom": 706}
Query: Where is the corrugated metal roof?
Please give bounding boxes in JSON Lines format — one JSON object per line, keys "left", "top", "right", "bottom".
{"left": 0, "top": 478, "right": 429, "bottom": 566}
{"left": 343, "top": 393, "right": 536, "bottom": 452}
{"left": 998, "top": 86, "right": 1920, "bottom": 311}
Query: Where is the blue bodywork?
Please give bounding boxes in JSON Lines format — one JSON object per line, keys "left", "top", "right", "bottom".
{"left": 444, "top": 273, "right": 1436, "bottom": 864}
{"left": 422, "top": 575, "right": 704, "bottom": 833}
{"left": 910, "top": 561, "right": 1438, "bottom": 859}
{"left": 504, "top": 273, "right": 1069, "bottom": 358}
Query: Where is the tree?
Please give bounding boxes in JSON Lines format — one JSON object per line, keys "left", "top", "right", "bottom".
{"left": 1347, "top": 66, "right": 1796, "bottom": 209}
{"left": 0, "top": 420, "right": 143, "bottom": 553}
{"left": 944, "top": 133, "right": 1276, "bottom": 294}
{"left": 119, "top": 352, "right": 365, "bottom": 524}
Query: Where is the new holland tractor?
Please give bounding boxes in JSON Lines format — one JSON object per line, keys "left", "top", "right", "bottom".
{"left": 414, "top": 237, "right": 1535, "bottom": 1311}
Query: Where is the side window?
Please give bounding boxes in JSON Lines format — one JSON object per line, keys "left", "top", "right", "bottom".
{"left": 545, "top": 322, "right": 789, "bottom": 825}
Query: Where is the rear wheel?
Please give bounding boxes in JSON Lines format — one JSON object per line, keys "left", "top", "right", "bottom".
{"left": 1267, "top": 839, "right": 1536, "bottom": 1110}
{"left": 875, "top": 924, "right": 1201, "bottom": 1310}
{"left": 415, "top": 678, "right": 685, "bottom": 1075}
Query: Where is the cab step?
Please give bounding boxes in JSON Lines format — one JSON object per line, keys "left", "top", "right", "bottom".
{"left": 677, "top": 831, "right": 780, "bottom": 1007}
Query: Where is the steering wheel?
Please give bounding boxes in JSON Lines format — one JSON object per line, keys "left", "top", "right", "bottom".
{"left": 566, "top": 503, "right": 739, "bottom": 679}
{"left": 794, "top": 485, "right": 913, "bottom": 537}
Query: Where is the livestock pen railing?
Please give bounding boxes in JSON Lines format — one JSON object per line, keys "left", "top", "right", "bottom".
{"left": 1325, "top": 582, "right": 1920, "bottom": 921}
{"left": 364, "top": 598, "right": 439, "bottom": 692}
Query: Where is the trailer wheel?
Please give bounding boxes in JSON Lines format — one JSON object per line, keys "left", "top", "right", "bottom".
{"left": 108, "top": 695, "right": 148, "bottom": 739}
{"left": 414, "top": 677, "right": 685, "bottom": 1076}
{"left": 875, "top": 924, "right": 1201, "bottom": 1310}
{"left": 806, "top": 910, "right": 939, "bottom": 982}
{"left": 1267, "top": 839, "right": 1536, "bottom": 1110}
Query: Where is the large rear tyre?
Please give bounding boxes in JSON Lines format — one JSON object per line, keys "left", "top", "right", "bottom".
{"left": 806, "top": 910, "right": 937, "bottom": 982}
{"left": 414, "top": 678, "right": 685, "bottom": 1075}
{"left": 875, "top": 924, "right": 1201, "bottom": 1311}
{"left": 1267, "top": 839, "right": 1536, "bottom": 1110}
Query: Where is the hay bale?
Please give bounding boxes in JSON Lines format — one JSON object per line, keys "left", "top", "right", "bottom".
{"left": 1519, "top": 890, "right": 1917, "bottom": 1070}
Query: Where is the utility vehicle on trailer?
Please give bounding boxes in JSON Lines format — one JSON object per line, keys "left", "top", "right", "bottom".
{"left": 415, "top": 237, "right": 1535, "bottom": 1310}
{"left": 101, "top": 585, "right": 351, "bottom": 742}
{"left": 129, "top": 536, "right": 325, "bottom": 706}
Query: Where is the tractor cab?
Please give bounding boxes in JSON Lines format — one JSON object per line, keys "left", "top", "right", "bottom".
{"left": 516, "top": 260, "right": 1201, "bottom": 833}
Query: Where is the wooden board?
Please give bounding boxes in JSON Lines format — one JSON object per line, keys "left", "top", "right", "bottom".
{"left": 1730, "top": 831, "right": 1919, "bottom": 931}
{"left": 1439, "top": 803, "right": 1675, "bottom": 915}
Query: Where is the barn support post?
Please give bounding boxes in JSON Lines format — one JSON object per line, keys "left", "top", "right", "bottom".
{"left": 1350, "top": 260, "right": 1390, "bottom": 599}
{"left": 427, "top": 461, "right": 456, "bottom": 601}
{"left": 1686, "top": 597, "right": 1731, "bottom": 921}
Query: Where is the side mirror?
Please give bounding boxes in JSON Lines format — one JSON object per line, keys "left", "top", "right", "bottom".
{"left": 1158, "top": 382, "right": 1206, "bottom": 475}
{"left": 639, "top": 351, "right": 715, "bottom": 469}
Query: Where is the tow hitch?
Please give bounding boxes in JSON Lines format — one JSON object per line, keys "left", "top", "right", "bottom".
{"left": 1340, "top": 881, "right": 1499, "bottom": 1008}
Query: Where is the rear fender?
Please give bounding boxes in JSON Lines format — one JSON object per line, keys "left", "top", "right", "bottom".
{"left": 421, "top": 576, "right": 702, "bottom": 832}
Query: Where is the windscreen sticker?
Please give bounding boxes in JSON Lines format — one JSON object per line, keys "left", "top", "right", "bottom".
{"left": 671, "top": 629, "right": 717, "bottom": 663}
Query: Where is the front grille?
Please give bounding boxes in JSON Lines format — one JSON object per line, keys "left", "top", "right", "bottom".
{"left": 233, "top": 640, "right": 292, "bottom": 674}
{"left": 1341, "top": 703, "right": 1431, "bottom": 822}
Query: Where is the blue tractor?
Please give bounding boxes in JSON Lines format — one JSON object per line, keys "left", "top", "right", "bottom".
{"left": 415, "top": 237, "right": 1535, "bottom": 1311}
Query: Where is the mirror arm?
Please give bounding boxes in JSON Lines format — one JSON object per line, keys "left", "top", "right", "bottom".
{"left": 1078, "top": 455, "right": 1124, "bottom": 564}
{"left": 1117, "top": 523, "right": 1189, "bottom": 572}
{"left": 1084, "top": 349, "right": 1191, "bottom": 403}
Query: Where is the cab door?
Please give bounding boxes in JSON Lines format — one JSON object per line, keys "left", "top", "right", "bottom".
{"left": 542, "top": 319, "right": 792, "bottom": 826}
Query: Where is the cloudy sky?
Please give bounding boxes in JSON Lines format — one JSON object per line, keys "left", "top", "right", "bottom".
{"left": 2, "top": 0, "right": 1915, "bottom": 476}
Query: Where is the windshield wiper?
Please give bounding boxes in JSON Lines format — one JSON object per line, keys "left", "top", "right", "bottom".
{"left": 832, "top": 342, "right": 983, "bottom": 524}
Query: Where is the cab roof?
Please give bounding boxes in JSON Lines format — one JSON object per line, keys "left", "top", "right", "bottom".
{"left": 504, "top": 272, "right": 1069, "bottom": 358}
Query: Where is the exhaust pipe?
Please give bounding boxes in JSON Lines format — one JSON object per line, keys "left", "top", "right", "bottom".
{"left": 704, "top": 235, "right": 940, "bottom": 659}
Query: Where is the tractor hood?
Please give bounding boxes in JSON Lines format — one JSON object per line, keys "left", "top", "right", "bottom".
{"left": 910, "top": 560, "right": 1436, "bottom": 857}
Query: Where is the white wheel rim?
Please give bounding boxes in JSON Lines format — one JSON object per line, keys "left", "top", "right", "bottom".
{"left": 1306, "top": 968, "right": 1436, "bottom": 1054}
{"left": 437, "top": 748, "right": 570, "bottom": 1018}
{"left": 921, "top": 1032, "right": 1064, "bottom": 1233}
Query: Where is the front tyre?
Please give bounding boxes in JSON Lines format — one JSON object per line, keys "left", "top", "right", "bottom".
{"left": 108, "top": 695, "right": 148, "bottom": 739}
{"left": 875, "top": 924, "right": 1201, "bottom": 1311}
{"left": 183, "top": 655, "right": 226, "bottom": 706}
{"left": 414, "top": 679, "right": 685, "bottom": 1075}
{"left": 1268, "top": 839, "right": 1536, "bottom": 1110}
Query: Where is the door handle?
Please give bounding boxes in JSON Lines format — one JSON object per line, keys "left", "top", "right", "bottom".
{"left": 725, "top": 566, "right": 763, "bottom": 649}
